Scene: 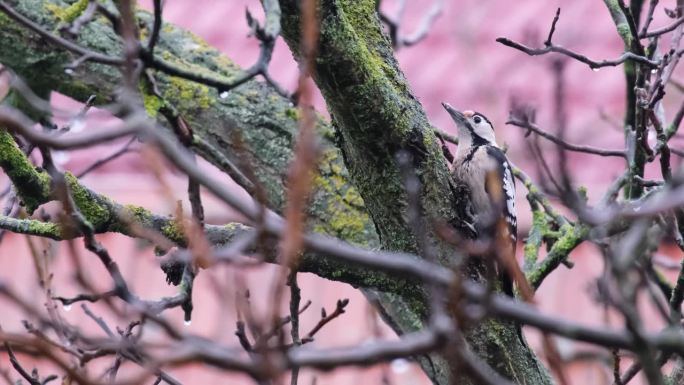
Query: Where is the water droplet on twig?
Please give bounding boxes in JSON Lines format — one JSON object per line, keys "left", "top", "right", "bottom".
{"left": 70, "top": 119, "right": 85, "bottom": 133}
{"left": 391, "top": 358, "right": 410, "bottom": 374}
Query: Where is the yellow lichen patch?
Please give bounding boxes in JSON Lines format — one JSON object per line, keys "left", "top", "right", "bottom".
{"left": 224, "top": 223, "right": 244, "bottom": 232}
{"left": 122, "top": 204, "right": 154, "bottom": 226}
{"left": 341, "top": 188, "right": 364, "bottom": 207}
{"left": 46, "top": 0, "right": 89, "bottom": 24}
{"left": 160, "top": 47, "right": 239, "bottom": 84}
{"left": 139, "top": 25, "right": 150, "bottom": 42}
{"left": 161, "top": 221, "right": 184, "bottom": 243}
{"left": 164, "top": 76, "right": 213, "bottom": 110}
{"left": 312, "top": 171, "right": 370, "bottom": 243}
{"left": 285, "top": 108, "right": 300, "bottom": 121}
{"left": 184, "top": 33, "right": 239, "bottom": 71}
{"left": 188, "top": 32, "right": 215, "bottom": 53}
{"left": 162, "top": 23, "right": 175, "bottom": 34}
{"left": 327, "top": 206, "right": 369, "bottom": 239}
{"left": 142, "top": 91, "right": 163, "bottom": 117}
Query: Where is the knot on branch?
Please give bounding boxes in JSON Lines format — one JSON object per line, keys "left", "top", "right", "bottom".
{"left": 158, "top": 249, "right": 186, "bottom": 286}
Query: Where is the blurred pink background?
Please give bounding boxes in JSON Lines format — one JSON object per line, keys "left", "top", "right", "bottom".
{"left": 2, "top": 1, "right": 684, "bottom": 384}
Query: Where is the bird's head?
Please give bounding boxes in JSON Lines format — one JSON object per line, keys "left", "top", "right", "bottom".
{"left": 441, "top": 102, "right": 496, "bottom": 145}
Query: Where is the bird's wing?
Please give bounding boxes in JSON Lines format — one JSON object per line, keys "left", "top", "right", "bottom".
{"left": 484, "top": 146, "right": 517, "bottom": 244}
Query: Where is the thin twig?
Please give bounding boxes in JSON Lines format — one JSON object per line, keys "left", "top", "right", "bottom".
{"left": 147, "top": 0, "right": 163, "bottom": 54}
{"left": 288, "top": 271, "right": 301, "bottom": 385}
{"left": 507, "top": 118, "right": 627, "bottom": 157}
{"left": 639, "top": 0, "right": 659, "bottom": 38}
{"left": 544, "top": 8, "right": 561, "bottom": 47}
{"left": 76, "top": 137, "right": 137, "bottom": 177}
{"left": 642, "top": 17, "right": 684, "bottom": 38}
{"left": 496, "top": 37, "right": 659, "bottom": 70}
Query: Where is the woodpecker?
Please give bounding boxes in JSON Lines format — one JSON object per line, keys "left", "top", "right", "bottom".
{"left": 442, "top": 102, "right": 517, "bottom": 295}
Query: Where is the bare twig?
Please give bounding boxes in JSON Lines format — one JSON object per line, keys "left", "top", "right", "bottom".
{"left": 147, "top": 0, "right": 163, "bottom": 54}
{"left": 642, "top": 17, "right": 684, "bottom": 38}
{"left": 639, "top": 0, "right": 659, "bottom": 38}
{"left": 496, "top": 37, "right": 659, "bottom": 70}
{"left": 544, "top": 8, "right": 561, "bottom": 47}
{"left": 303, "top": 299, "right": 349, "bottom": 342}
{"left": 380, "top": 0, "right": 444, "bottom": 49}
{"left": 507, "top": 117, "right": 627, "bottom": 157}
{"left": 76, "top": 137, "right": 137, "bottom": 177}
{"left": 288, "top": 271, "right": 301, "bottom": 385}
{"left": 65, "top": 0, "right": 98, "bottom": 37}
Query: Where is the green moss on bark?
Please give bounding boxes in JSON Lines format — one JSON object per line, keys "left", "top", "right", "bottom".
{"left": 602, "top": 0, "right": 633, "bottom": 47}
{"left": 45, "top": 0, "right": 88, "bottom": 23}
{"left": 528, "top": 223, "right": 589, "bottom": 289}
{"left": 524, "top": 210, "right": 548, "bottom": 270}
{"left": 0, "top": 216, "right": 62, "bottom": 239}
{"left": 161, "top": 221, "right": 187, "bottom": 244}
{"left": 27, "top": 218, "right": 61, "bottom": 237}
{"left": 282, "top": 0, "right": 463, "bottom": 258}
{"left": 162, "top": 75, "right": 214, "bottom": 111}
{"left": 64, "top": 172, "right": 112, "bottom": 229}
{"left": 0, "top": 0, "right": 379, "bottom": 252}
{"left": 0, "top": 130, "right": 51, "bottom": 213}
{"left": 279, "top": 2, "right": 551, "bottom": 384}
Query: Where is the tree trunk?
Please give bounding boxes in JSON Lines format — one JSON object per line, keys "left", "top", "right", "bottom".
{"left": 278, "top": 1, "right": 552, "bottom": 384}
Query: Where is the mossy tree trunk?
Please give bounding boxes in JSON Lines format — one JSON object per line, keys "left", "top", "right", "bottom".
{"left": 280, "top": 1, "right": 551, "bottom": 384}
{"left": 0, "top": 0, "right": 552, "bottom": 383}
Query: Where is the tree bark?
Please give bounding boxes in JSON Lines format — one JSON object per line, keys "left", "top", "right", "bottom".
{"left": 279, "top": 1, "right": 552, "bottom": 384}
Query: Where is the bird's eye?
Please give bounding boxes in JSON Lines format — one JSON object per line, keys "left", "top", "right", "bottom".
{"left": 473, "top": 116, "right": 482, "bottom": 124}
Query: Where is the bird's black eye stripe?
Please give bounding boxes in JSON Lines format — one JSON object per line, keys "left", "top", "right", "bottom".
{"left": 473, "top": 116, "right": 482, "bottom": 124}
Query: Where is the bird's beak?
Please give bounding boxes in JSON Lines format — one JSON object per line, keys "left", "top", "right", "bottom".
{"left": 441, "top": 102, "right": 466, "bottom": 124}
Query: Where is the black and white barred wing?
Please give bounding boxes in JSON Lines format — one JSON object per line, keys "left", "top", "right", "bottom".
{"left": 484, "top": 146, "right": 517, "bottom": 244}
